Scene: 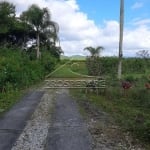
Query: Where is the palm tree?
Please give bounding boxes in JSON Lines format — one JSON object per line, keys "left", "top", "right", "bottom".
{"left": 118, "top": 0, "right": 124, "bottom": 79}
{"left": 21, "top": 4, "right": 59, "bottom": 59}
{"left": 84, "top": 46, "right": 104, "bottom": 76}
{"left": 84, "top": 46, "right": 104, "bottom": 57}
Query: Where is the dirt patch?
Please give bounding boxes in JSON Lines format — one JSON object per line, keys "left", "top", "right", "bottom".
{"left": 77, "top": 100, "right": 145, "bottom": 150}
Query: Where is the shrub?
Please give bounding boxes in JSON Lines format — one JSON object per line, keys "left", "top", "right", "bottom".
{"left": 0, "top": 48, "right": 57, "bottom": 92}
{"left": 124, "top": 75, "right": 138, "bottom": 83}
{"left": 41, "top": 52, "right": 57, "bottom": 73}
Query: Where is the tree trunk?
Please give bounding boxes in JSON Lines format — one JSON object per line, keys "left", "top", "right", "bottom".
{"left": 36, "top": 32, "right": 40, "bottom": 59}
{"left": 118, "top": 0, "right": 124, "bottom": 79}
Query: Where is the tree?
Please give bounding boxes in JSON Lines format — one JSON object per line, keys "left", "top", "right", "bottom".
{"left": 136, "top": 50, "right": 150, "bottom": 59}
{"left": 118, "top": 0, "right": 124, "bottom": 79}
{"left": 84, "top": 46, "right": 104, "bottom": 76}
{"left": 136, "top": 50, "right": 150, "bottom": 73}
{"left": 0, "top": 1, "right": 29, "bottom": 47}
{"left": 84, "top": 46, "right": 104, "bottom": 57}
{"left": 0, "top": 1, "right": 15, "bottom": 34}
{"left": 21, "top": 4, "right": 59, "bottom": 59}
{"left": 0, "top": 1, "right": 16, "bottom": 45}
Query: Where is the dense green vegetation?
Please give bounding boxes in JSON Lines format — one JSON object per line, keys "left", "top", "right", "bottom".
{"left": 0, "top": 1, "right": 61, "bottom": 114}
{"left": 0, "top": 48, "right": 57, "bottom": 114}
{"left": 62, "top": 57, "right": 150, "bottom": 80}
{"left": 0, "top": 1, "right": 62, "bottom": 59}
{"left": 85, "top": 57, "right": 150, "bottom": 77}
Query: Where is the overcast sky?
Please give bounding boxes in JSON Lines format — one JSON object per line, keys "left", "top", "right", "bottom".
{"left": 5, "top": 0, "right": 150, "bottom": 57}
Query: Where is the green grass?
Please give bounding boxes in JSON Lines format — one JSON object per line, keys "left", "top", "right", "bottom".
{"left": 0, "top": 80, "right": 45, "bottom": 116}
{"left": 47, "top": 64, "right": 84, "bottom": 78}
{"left": 47, "top": 61, "right": 89, "bottom": 78}
{"left": 71, "top": 87, "right": 150, "bottom": 149}
{"left": 70, "top": 61, "right": 88, "bottom": 75}
{"left": 0, "top": 90, "right": 22, "bottom": 116}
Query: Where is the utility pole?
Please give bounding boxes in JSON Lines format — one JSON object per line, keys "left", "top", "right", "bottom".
{"left": 118, "top": 0, "right": 124, "bottom": 79}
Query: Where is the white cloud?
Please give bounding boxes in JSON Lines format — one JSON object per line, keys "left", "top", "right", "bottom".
{"left": 132, "top": 18, "right": 150, "bottom": 26}
{"left": 131, "top": 2, "right": 143, "bottom": 9}
{"left": 6, "top": 0, "right": 150, "bottom": 57}
{"left": 66, "top": 0, "right": 79, "bottom": 10}
{"left": 124, "top": 26, "right": 150, "bottom": 49}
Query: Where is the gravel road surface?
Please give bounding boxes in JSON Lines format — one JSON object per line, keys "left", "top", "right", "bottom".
{"left": 0, "top": 91, "right": 44, "bottom": 150}
{"left": 3, "top": 88, "right": 93, "bottom": 150}
{"left": 1, "top": 87, "right": 144, "bottom": 150}
{"left": 45, "top": 89, "right": 93, "bottom": 150}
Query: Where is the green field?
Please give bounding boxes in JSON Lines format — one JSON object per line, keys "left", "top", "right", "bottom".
{"left": 46, "top": 60, "right": 89, "bottom": 78}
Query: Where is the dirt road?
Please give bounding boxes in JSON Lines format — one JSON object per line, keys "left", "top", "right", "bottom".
{"left": 45, "top": 89, "right": 92, "bottom": 150}
{"left": 0, "top": 88, "right": 145, "bottom": 150}
{"left": 0, "top": 91, "right": 44, "bottom": 150}
{"left": 1, "top": 88, "right": 92, "bottom": 150}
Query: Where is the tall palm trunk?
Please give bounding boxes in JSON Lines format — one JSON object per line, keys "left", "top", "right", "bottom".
{"left": 118, "top": 0, "right": 124, "bottom": 79}
{"left": 36, "top": 31, "right": 40, "bottom": 59}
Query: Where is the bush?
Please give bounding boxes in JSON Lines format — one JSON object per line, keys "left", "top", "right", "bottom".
{"left": 0, "top": 48, "right": 57, "bottom": 92}
{"left": 124, "top": 75, "right": 138, "bottom": 82}
{"left": 41, "top": 52, "right": 57, "bottom": 73}
{"left": 129, "top": 89, "right": 150, "bottom": 108}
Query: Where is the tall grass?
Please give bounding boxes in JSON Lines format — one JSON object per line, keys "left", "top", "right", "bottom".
{"left": 71, "top": 76, "right": 150, "bottom": 149}
{"left": 0, "top": 48, "right": 57, "bottom": 114}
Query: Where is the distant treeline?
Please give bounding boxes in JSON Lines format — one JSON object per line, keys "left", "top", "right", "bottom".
{"left": 99, "top": 57, "right": 149, "bottom": 75}
{"left": 68, "top": 57, "right": 150, "bottom": 77}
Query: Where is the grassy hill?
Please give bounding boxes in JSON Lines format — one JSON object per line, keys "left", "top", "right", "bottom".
{"left": 61, "top": 55, "right": 86, "bottom": 60}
